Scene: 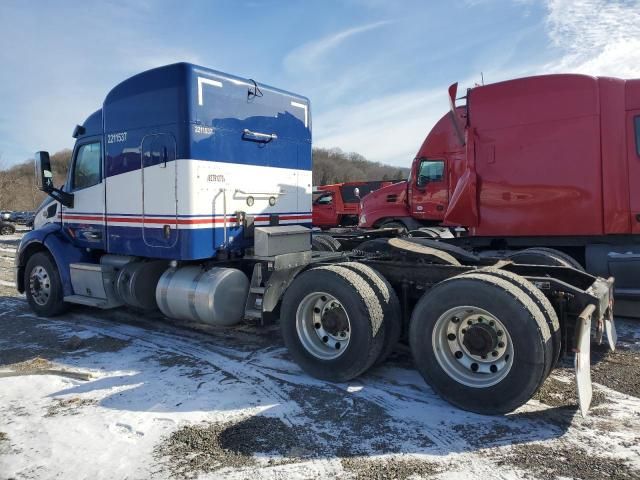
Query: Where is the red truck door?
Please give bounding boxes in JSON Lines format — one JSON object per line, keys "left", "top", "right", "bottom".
{"left": 410, "top": 158, "right": 448, "bottom": 220}
{"left": 312, "top": 192, "right": 337, "bottom": 228}
{"left": 629, "top": 112, "right": 640, "bottom": 234}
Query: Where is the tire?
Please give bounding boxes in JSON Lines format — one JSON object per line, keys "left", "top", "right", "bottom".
{"left": 409, "top": 273, "right": 550, "bottom": 414}
{"left": 507, "top": 248, "right": 572, "bottom": 268}
{"left": 0, "top": 225, "right": 14, "bottom": 235}
{"left": 525, "top": 247, "right": 584, "bottom": 271}
{"left": 280, "top": 265, "right": 385, "bottom": 382}
{"left": 24, "top": 251, "right": 69, "bottom": 317}
{"left": 338, "top": 262, "right": 402, "bottom": 365}
{"left": 311, "top": 234, "right": 340, "bottom": 252}
{"left": 471, "top": 268, "right": 561, "bottom": 376}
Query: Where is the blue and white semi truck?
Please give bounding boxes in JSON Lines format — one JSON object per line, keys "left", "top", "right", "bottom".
{"left": 18, "top": 63, "right": 616, "bottom": 415}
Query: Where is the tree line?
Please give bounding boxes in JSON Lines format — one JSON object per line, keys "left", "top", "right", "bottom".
{"left": 0, "top": 148, "right": 408, "bottom": 211}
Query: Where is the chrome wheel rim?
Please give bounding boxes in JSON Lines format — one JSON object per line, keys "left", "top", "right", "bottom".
{"left": 0, "top": 227, "right": 12, "bottom": 235}
{"left": 432, "top": 306, "right": 514, "bottom": 388}
{"left": 296, "top": 292, "right": 351, "bottom": 360}
{"left": 29, "top": 265, "right": 51, "bottom": 306}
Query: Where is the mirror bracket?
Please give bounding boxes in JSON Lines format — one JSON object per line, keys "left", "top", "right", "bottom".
{"left": 46, "top": 187, "right": 74, "bottom": 209}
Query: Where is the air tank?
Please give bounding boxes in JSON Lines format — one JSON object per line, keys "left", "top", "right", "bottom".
{"left": 155, "top": 266, "right": 249, "bottom": 326}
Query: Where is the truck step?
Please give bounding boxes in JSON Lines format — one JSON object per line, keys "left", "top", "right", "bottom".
{"left": 250, "top": 286, "right": 266, "bottom": 294}
{"left": 63, "top": 295, "right": 115, "bottom": 309}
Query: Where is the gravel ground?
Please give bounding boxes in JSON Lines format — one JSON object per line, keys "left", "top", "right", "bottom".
{"left": 1, "top": 231, "right": 639, "bottom": 479}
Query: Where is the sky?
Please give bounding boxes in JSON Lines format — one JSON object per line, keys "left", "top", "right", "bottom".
{"left": 1, "top": 0, "right": 640, "bottom": 168}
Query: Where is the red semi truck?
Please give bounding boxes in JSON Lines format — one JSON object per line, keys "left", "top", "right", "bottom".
{"left": 357, "top": 74, "right": 640, "bottom": 300}
{"left": 312, "top": 181, "right": 393, "bottom": 228}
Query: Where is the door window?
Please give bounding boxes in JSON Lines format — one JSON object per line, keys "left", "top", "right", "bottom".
{"left": 72, "top": 142, "right": 102, "bottom": 190}
{"left": 417, "top": 159, "right": 444, "bottom": 187}
{"left": 315, "top": 194, "right": 333, "bottom": 205}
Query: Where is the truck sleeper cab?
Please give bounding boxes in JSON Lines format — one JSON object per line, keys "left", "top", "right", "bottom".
{"left": 17, "top": 64, "right": 616, "bottom": 416}
{"left": 358, "top": 74, "right": 640, "bottom": 302}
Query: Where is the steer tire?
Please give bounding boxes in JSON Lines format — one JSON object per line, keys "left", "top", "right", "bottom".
{"left": 24, "top": 251, "right": 69, "bottom": 317}
{"left": 409, "top": 273, "right": 550, "bottom": 414}
{"left": 280, "top": 265, "right": 385, "bottom": 382}
{"left": 338, "top": 262, "right": 402, "bottom": 365}
{"left": 507, "top": 248, "right": 572, "bottom": 268}
{"left": 312, "top": 234, "right": 341, "bottom": 252}
{"left": 526, "top": 247, "right": 584, "bottom": 271}
{"left": 471, "top": 268, "right": 561, "bottom": 376}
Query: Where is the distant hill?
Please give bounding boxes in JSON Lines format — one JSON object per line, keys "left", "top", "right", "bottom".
{"left": 312, "top": 148, "right": 409, "bottom": 185}
{"left": 0, "top": 147, "right": 408, "bottom": 211}
{"left": 0, "top": 149, "right": 71, "bottom": 211}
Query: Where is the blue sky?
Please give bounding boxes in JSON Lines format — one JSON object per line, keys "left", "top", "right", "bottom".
{"left": 1, "top": 0, "right": 639, "bottom": 167}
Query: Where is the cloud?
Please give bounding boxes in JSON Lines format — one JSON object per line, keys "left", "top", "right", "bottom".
{"left": 284, "top": 20, "right": 392, "bottom": 72}
{"left": 314, "top": 87, "right": 450, "bottom": 166}
{"left": 544, "top": 0, "right": 640, "bottom": 77}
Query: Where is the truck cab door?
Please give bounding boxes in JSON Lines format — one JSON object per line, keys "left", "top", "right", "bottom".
{"left": 628, "top": 112, "right": 640, "bottom": 234}
{"left": 61, "top": 138, "right": 106, "bottom": 249}
{"left": 410, "top": 158, "right": 448, "bottom": 220}
{"left": 312, "top": 192, "right": 336, "bottom": 227}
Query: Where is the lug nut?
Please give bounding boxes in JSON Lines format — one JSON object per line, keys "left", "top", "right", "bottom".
{"left": 490, "top": 365, "right": 498, "bottom": 373}
{"left": 455, "top": 351, "right": 463, "bottom": 359}
{"left": 467, "top": 320, "right": 473, "bottom": 326}
{"left": 478, "top": 317, "right": 483, "bottom": 323}
{"left": 322, "top": 336, "right": 329, "bottom": 343}
{"left": 497, "top": 330, "right": 503, "bottom": 337}
{"left": 491, "top": 351, "right": 498, "bottom": 357}
{"left": 314, "top": 323, "right": 321, "bottom": 329}
{"left": 314, "top": 307, "right": 321, "bottom": 314}
{"left": 461, "top": 329, "right": 466, "bottom": 334}
{"left": 447, "top": 333, "right": 456, "bottom": 341}
{"left": 470, "top": 363, "right": 479, "bottom": 372}
{"left": 489, "top": 321, "right": 495, "bottom": 327}
{"left": 498, "top": 341, "right": 505, "bottom": 348}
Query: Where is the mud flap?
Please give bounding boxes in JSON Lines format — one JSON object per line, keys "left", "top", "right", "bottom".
{"left": 574, "top": 304, "right": 595, "bottom": 417}
{"left": 605, "top": 315, "right": 617, "bottom": 352}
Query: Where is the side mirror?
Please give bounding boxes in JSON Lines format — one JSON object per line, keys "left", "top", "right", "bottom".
{"left": 35, "top": 151, "right": 54, "bottom": 192}
{"left": 353, "top": 187, "right": 360, "bottom": 198}
{"left": 34, "top": 151, "right": 74, "bottom": 208}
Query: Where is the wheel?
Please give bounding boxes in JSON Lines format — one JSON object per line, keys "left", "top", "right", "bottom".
{"left": 311, "top": 234, "right": 341, "bottom": 252}
{"left": 338, "top": 262, "right": 402, "bottom": 365}
{"left": 280, "top": 265, "right": 385, "bottom": 382}
{"left": 409, "top": 273, "right": 551, "bottom": 414}
{"left": 0, "top": 224, "right": 15, "bottom": 235}
{"left": 471, "top": 268, "right": 561, "bottom": 375}
{"left": 24, "top": 251, "right": 69, "bottom": 317}
{"left": 525, "top": 247, "right": 584, "bottom": 271}
{"left": 507, "top": 248, "right": 573, "bottom": 268}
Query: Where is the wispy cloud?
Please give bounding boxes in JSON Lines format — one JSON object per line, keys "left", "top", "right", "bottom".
{"left": 284, "top": 20, "right": 392, "bottom": 72}
{"left": 314, "top": 87, "right": 449, "bottom": 165}
{"left": 544, "top": 0, "right": 640, "bottom": 77}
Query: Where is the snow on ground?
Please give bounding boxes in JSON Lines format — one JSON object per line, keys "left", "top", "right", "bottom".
{"left": 0, "top": 234, "right": 639, "bottom": 480}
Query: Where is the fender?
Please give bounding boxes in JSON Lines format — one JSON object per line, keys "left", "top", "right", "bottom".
{"left": 16, "top": 223, "right": 93, "bottom": 296}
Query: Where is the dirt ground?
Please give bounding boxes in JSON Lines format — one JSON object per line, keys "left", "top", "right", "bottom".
{"left": 0, "top": 230, "right": 639, "bottom": 479}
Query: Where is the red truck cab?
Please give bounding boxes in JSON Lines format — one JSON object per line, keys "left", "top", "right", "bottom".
{"left": 313, "top": 181, "right": 393, "bottom": 229}
{"left": 358, "top": 74, "right": 640, "bottom": 298}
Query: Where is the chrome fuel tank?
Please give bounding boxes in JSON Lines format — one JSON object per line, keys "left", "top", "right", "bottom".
{"left": 155, "top": 266, "right": 249, "bottom": 326}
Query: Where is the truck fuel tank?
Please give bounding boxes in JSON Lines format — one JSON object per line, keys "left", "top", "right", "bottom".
{"left": 155, "top": 266, "right": 249, "bottom": 326}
